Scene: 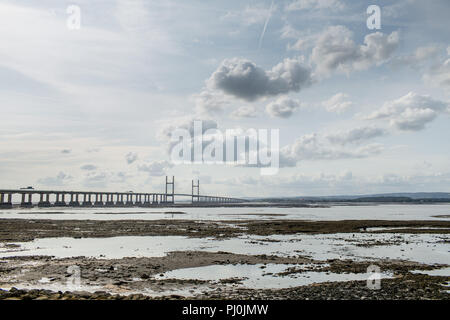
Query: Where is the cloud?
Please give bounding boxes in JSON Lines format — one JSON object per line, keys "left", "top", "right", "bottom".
{"left": 423, "top": 49, "right": 450, "bottom": 89}
{"left": 285, "top": 0, "right": 344, "bottom": 11}
{"left": 80, "top": 164, "right": 97, "bottom": 171}
{"left": 111, "top": 171, "right": 132, "bottom": 183}
{"left": 0, "top": 2, "right": 172, "bottom": 93}
{"left": 222, "top": 3, "right": 278, "bottom": 26}
{"left": 326, "top": 127, "right": 387, "bottom": 145}
{"left": 138, "top": 160, "right": 174, "bottom": 177}
{"left": 266, "top": 96, "right": 301, "bottom": 118}
{"left": 366, "top": 92, "right": 449, "bottom": 131}
{"left": 278, "top": 149, "right": 298, "bottom": 168}
{"left": 61, "top": 149, "right": 71, "bottom": 154}
{"left": 37, "top": 171, "right": 72, "bottom": 187}
{"left": 310, "top": 26, "right": 399, "bottom": 75}
{"left": 207, "top": 57, "right": 312, "bottom": 101}
{"left": 391, "top": 108, "right": 438, "bottom": 131}
{"left": 159, "top": 117, "right": 218, "bottom": 141}
{"left": 86, "top": 148, "right": 101, "bottom": 153}
{"left": 159, "top": 117, "right": 219, "bottom": 157}
{"left": 280, "top": 23, "right": 302, "bottom": 39}
{"left": 282, "top": 133, "right": 383, "bottom": 163}
{"left": 193, "top": 89, "right": 229, "bottom": 115}
{"left": 83, "top": 171, "right": 132, "bottom": 188}
{"left": 392, "top": 45, "right": 440, "bottom": 68}
{"left": 231, "top": 106, "right": 258, "bottom": 118}
{"left": 224, "top": 171, "right": 450, "bottom": 196}
{"left": 321, "top": 93, "right": 352, "bottom": 113}
{"left": 83, "top": 171, "right": 108, "bottom": 187}
{"left": 125, "top": 152, "right": 138, "bottom": 164}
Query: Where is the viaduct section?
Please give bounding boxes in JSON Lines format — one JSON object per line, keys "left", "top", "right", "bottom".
{"left": 0, "top": 176, "right": 244, "bottom": 208}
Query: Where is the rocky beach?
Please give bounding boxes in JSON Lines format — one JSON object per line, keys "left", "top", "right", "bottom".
{"left": 0, "top": 205, "right": 449, "bottom": 300}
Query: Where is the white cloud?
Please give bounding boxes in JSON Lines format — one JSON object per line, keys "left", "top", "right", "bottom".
{"left": 193, "top": 89, "right": 229, "bottom": 115}
{"left": 159, "top": 117, "right": 219, "bottom": 156}
{"left": 280, "top": 23, "right": 302, "bottom": 39}
{"left": 392, "top": 108, "right": 438, "bottom": 131}
{"left": 159, "top": 117, "right": 218, "bottom": 141}
{"left": 282, "top": 133, "right": 384, "bottom": 164}
{"left": 82, "top": 171, "right": 132, "bottom": 188}
{"left": 322, "top": 93, "right": 352, "bottom": 113}
{"left": 285, "top": 0, "right": 344, "bottom": 11}
{"left": 37, "top": 171, "right": 72, "bottom": 187}
{"left": 208, "top": 57, "right": 312, "bottom": 101}
{"left": 83, "top": 171, "right": 109, "bottom": 187}
{"left": 80, "top": 164, "right": 97, "bottom": 171}
{"left": 392, "top": 45, "right": 439, "bottom": 68}
{"left": 224, "top": 171, "right": 450, "bottom": 197}
{"left": 222, "top": 4, "right": 277, "bottom": 26}
{"left": 326, "top": 127, "right": 387, "bottom": 145}
{"left": 231, "top": 106, "right": 258, "bottom": 118}
{"left": 138, "top": 160, "right": 174, "bottom": 177}
{"left": 424, "top": 55, "right": 450, "bottom": 89}
{"left": 266, "top": 96, "right": 302, "bottom": 118}
{"left": 310, "top": 26, "right": 399, "bottom": 75}
{"left": 125, "top": 152, "right": 138, "bottom": 164}
{"left": 366, "top": 92, "right": 449, "bottom": 131}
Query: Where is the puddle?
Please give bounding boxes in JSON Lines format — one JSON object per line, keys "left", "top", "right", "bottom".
{"left": 0, "top": 280, "right": 214, "bottom": 298}
{"left": 411, "top": 267, "right": 450, "bottom": 277}
{"left": 0, "top": 232, "right": 448, "bottom": 265}
{"left": 157, "top": 263, "right": 394, "bottom": 289}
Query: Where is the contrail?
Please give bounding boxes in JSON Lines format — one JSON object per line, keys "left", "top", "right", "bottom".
{"left": 258, "top": 0, "right": 274, "bottom": 50}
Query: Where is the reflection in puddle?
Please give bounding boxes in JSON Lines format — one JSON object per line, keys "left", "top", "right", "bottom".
{"left": 158, "top": 263, "right": 394, "bottom": 289}
{"left": 0, "top": 232, "right": 449, "bottom": 265}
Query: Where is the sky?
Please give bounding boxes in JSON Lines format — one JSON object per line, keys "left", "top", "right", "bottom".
{"left": 0, "top": 0, "right": 449, "bottom": 197}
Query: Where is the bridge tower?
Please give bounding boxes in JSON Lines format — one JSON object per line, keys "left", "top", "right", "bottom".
{"left": 165, "top": 176, "right": 175, "bottom": 204}
{"left": 192, "top": 179, "right": 199, "bottom": 203}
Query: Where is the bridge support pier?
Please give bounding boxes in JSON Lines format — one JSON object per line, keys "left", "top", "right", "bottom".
{"left": 125, "top": 194, "right": 133, "bottom": 206}
{"left": 135, "top": 194, "right": 142, "bottom": 206}
{"left": 142, "top": 194, "right": 150, "bottom": 207}
{"left": 81, "top": 194, "right": 92, "bottom": 207}
{"left": 0, "top": 193, "right": 12, "bottom": 209}
{"left": 69, "top": 193, "right": 80, "bottom": 207}
{"left": 105, "top": 194, "right": 114, "bottom": 207}
{"left": 54, "top": 193, "right": 67, "bottom": 207}
{"left": 94, "top": 193, "right": 104, "bottom": 207}
{"left": 38, "top": 193, "right": 51, "bottom": 207}
{"left": 115, "top": 194, "right": 124, "bottom": 206}
{"left": 20, "top": 193, "right": 33, "bottom": 207}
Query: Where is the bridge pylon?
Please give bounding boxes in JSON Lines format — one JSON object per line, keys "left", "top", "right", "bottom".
{"left": 165, "top": 176, "right": 175, "bottom": 204}
{"left": 192, "top": 179, "right": 199, "bottom": 204}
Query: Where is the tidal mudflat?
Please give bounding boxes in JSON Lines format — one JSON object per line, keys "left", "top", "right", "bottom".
{"left": 0, "top": 205, "right": 449, "bottom": 300}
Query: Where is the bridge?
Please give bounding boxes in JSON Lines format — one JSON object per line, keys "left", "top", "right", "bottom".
{"left": 0, "top": 176, "right": 245, "bottom": 208}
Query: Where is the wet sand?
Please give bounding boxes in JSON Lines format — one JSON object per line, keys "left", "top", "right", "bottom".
{"left": 0, "top": 218, "right": 449, "bottom": 300}
{"left": 1, "top": 219, "right": 450, "bottom": 242}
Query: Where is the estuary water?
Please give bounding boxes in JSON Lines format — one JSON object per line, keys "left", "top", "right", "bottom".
{"left": 0, "top": 203, "right": 449, "bottom": 221}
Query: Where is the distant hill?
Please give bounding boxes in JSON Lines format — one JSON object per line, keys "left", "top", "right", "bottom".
{"left": 252, "top": 192, "right": 450, "bottom": 203}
